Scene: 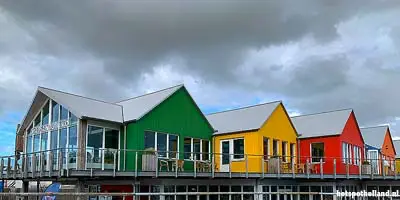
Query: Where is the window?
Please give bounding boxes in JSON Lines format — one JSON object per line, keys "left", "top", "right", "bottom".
{"left": 33, "top": 135, "right": 40, "bottom": 152}
{"left": 348, "top": 144, "right": 352, "bottom": 164}
{"left": 311, "top": 143, "right": 324, "bottom": 163}
{"left": 105, "top": 129, "right": 119, "bottom": 149}
{"left": 169, "top": 135, "right": 178, "bottom": 158}
{"left": 342, "top": 143, "right": 347, "bottom": 163}
{"left": 193, "top": 139, "right": 201, "bottom": 160}
{"left": 202, "top": 140, "right": 210, "bottom": 160}
{"left": 70, "top": 112, "right": 78, "bottom": 125}
{"left": 27, "top": 136, "right": 32, "bottom": 153}
{"left": 354, "top": 146, "right": 359, "bottom": 165}
{"left": 41, "top": 132, "right": 48, "bottom": 151}
{"left": 290, "top": 143, "right": 295, "bottom": 163}
{"left": 50, "top": 130, "right": 58, "bottom": 150}
{"left": 273, "top": 140, "right": 279, "bottom": 156}
{"left": 157, "top": 133, "right": 167, "bottom": 157}
{"left": 34, "top": 113, "right": 41, "bottom": 127}
{"left": 60, "top": 106, "right": 68, "bottom": 120}
{"left": 263, "top": 137, "right": 269, "bottom": 160}
{"left": 42, "top": 101, "right": 50, "bottom": 125}
{"left": 282, "top": 142, "right": 287, "bottom": 162}
{"left": 184, "top": 138, "right": 192, "bottom": 159}
{"left": 233, "top": 139, "right": 244, "bottom": 159}
{"left": 87, "top": 126, "right": 103, "bottom": 165}
{"left": 144, "top": 131, "right": 155, "bottom": 150}
{"left": 51, "top": 101, "right": 59, "bottom": 123}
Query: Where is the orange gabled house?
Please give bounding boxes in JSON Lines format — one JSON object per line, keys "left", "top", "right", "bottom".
{"left": 360, "top": 126, "right": 396, "bottom": 175}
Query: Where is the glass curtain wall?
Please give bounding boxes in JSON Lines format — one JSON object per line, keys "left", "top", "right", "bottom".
{"left": 25, "top": 99, "right": 79, "bottom": 171}
{"left": 87, "top": 125, "right": 119, "bottom": 170}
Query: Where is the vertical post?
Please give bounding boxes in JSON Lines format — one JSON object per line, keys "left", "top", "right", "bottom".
{"left": 320, "top": 158, "right": 323, "bottom": 179}
{"left": 333, "top": 159, "right": 337, "bottom": 179}
{"left": 113, "top": 151, "right": 117, "bottom": 177}
{"left": 229, "top": 153, "right": 232, "bottom": 178}
{"left": 36, "top": 180, "right": 40, "bottom": 200}
{"left": 58, "top": 151, "right": 63, "bottom": 177}
{"left": 194, "top": 154, "right": 197, "bottom": 178}
{"left": 261, "top": 156, "right": 265, "bottom": 179}
{"left": 24, "top": 154, "right": 28, "bottom": 178}
{"left": 292, "top": 158, "right": 295, "bottom": 179}
{"left": 135, "top": 151, "right": 138, "bottom": 178}
{"left": 32, "top": 154, "right": 36, "bottom": 178}
{"left": 346, "top": 159, "right": 349, "bottom": 179}
{"left": 395, "top": 160, "right": 397, "bottom": 180}
{"left": 306, "top": 158, "right": 310, "bottom": 179}
{"left": 245, "top": 154, "right": 248, "bottom": 178}
{"left": 155, "top": 152, "right": 159, "bottom": 178}
{"left": 277, "top": 156, "right": 281, "bottom": 179}
{"left": 383, "top": 158, "right": 386, "bottom": 179}
{"left": 211, "top": 153, "right": 215, "bottom": 178}
{"left": 6, "top": 157, "right": 11, "bottom": 178}
{"left": 21, "top": 154, "right": 26, "bottom": 177}
{"left": 359, "top": 160, "right": 362, "bottom": 180}
{"left": 13, "top": 154, "right": 17, "bottom": 179}
{"left": 49, "top": 151, "right": 53, "bottom": 177}
{"left": 0, "top": 158, "right": 3, "bottom": 179}
{"left": 175, "top": 152, "right": 178, "bottom": 178}
{"left": 22, "top": 181, "right": 29, "bottom": 200}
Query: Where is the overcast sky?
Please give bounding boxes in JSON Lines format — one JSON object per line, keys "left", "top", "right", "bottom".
{"left": 1, "top": 0, "right": 400, "bottom": 155}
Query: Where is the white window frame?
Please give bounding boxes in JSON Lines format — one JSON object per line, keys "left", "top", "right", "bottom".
{"left": 145, "top": 131, "right": 180, "bottom": 159}
{"left": 183, "top": 137, "right": 211, "bottom": 161}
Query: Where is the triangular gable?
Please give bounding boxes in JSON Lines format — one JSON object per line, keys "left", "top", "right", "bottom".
{"left": 385, "top": 127, "right": 396, "bottom": 155}
{"left": 360, "top": 125, "right": 388, "bottom": 149}
{"left": 116, "top": 84, "right": 183, "bottom": 122}
{"left": 17, "top": 87, "right": 123, "bottom": 135}
{"left": 207, "top": 101, "right": 281, "bottom": 135}
{"left": 345, "top": 110, "right": 365, "bottom": 144}
{"left": 258, "top": 102, "right": 299, "bottom": 137}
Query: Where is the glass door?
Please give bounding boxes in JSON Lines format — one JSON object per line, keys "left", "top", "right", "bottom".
{"left": 220, "top": 140, "right": 230, "bottom": 172}
{"left": 368, "top": 150, "right": 379, "bottom": 174}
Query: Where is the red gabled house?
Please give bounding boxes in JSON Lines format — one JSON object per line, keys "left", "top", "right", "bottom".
{"left": 291, "top": 109, "right": 365, "bottom": 175}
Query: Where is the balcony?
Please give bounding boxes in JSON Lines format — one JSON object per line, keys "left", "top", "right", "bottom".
{"left": 0, "top": 148, "right": 397, "bottom": 180}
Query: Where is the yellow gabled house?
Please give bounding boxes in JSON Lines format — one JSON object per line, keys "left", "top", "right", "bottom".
{"left": 207, "top": 101, "right": 298, "bottom": 173}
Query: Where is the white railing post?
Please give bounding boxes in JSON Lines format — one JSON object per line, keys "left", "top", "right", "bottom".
{"left": 135, "top": 151, "right": 138, "bottom": 177}
{"left": 211, "top": 153, "right": 215, "bottom": 178}
{"left": 320, "top": 158, "right": 323, "bottom": 179}
{"left": 333, "top": 159, "right": 336, "bottom": 179}
{"left": 229, "top": 153, "right": 232, "bottom": 178}
{"left": 306, "top": 158, "right": 310, "bottom": 179}
{"left": 175, "top": 152, "right": 179, "bottom": 178}
{"left": 113, "top": 151, "right": 117, "bottom": 177}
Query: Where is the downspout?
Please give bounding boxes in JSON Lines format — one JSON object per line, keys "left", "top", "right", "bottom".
{"left": 124, "top": 125, "right": 127, "bottom": 171}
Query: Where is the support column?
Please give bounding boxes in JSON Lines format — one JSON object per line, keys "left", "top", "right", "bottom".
{"left": 36, "top": 180, "right": 40, "bottom": 200}
{"left": 22, "top": 181, "right": 29, "bottom": 200}
{"left": 76, "top": 181, "right": 85, "bottom": 200}
{"left": 78, "top": 120, "right": 87, "bottom": 170}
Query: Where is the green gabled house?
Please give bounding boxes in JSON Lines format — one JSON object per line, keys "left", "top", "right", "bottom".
{"left": 117, "top": 85, "right": 215, "bottom": 171}
{"left": 16, "top": 84, "right": 214, "bottom": 173}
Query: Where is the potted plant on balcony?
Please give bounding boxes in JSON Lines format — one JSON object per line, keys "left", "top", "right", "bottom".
{"left": 362, "top": 160, "right": 371, "bottom": 174}
{"left": 142, "top": 148, "right": 156, "bottom": 171}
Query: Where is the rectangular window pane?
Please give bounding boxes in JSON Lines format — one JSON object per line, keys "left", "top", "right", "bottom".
{"left": 164, "top": 186, "right": 175, "bottom": 200}
{"left": 41, "top": 133, "right": 48, "bottom": 151}
{"left": 68, "top": 126, "right": 78, "bottom": 165}
{"left": 87, "top": 126, "right": 103, "bottom": 168}
{"left": 51, "top": 101, "right": 59, "bottom": 123}
{"left": 282, "top": 142, "right": 287, "bottom": 162}
{"left": 157, "top": 133, "right": 167, "bottom": 157}
{"left": 60, "top": 106, "right": 68, "bottom": 120}
{"left": 342, "top": 143, "right": 346, "bottom": 163}
{"left": 202, "top": 140, "right": 209, "bottom": 160}
{"left": 220, "top": 186, "right": 229, "bottom": 200}
{"left": 144, "top": 131, "right": 155, "bottom": 150}
{"left": 244, "top": 186, "right": 254, "bottom": 200}
{"left": 263, "top": 137, "right": 269, "bottom": 159}
{"left": 231, "top": 186, "right": 241, "bottom": 200}
{"left": 34, "top": 113, "right": 41, "bottom": 127}
{"left": 50, "top": 131, "right": 58, "bottom": 150}
{"left": 169, "top": 134, "right": 178, "bottom": 158}
{"left": 105, "top": 129, "right": 119, "bottom": 149}
{"left": 188, "top": 185, "right": 197, "bottom": 200}
{"left": 184, "top": 138, "right": 192, "bottom": 159}
{"left": 176, "top": 186, "right": 186, "bottom": 200}
{"left": 290, "top": 143, "right": 295, "bottom": 164}
{"left": 193, "top": 139, "right": 201, "bottom": 160}
{"left": 311, "top": 143, "right": 324, "bottom": 163}
{"left": 27, "top": 136, "right": 32, "bottom": 153}
{"left": 233, "top": 139, "right": 244, "bottom": 159}
{"left": 273, "top": 140, "right": 278, "bottom": 156}
{"left": 209, "top": 186, "right": 218, "bottom": 200}
{"left": 42, "top": 101, "right": 50, "bottom": 125}
{"left": 70, "top": 112, "right": 78, "bottom": 125}
{"left": 60, "top": 128, "right": 67, "bottom": 164}
{"left": 33, "top": 135, "right": 40, "bottom": 152}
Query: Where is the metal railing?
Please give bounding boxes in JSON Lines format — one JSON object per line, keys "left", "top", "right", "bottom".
{"left": 1, "top": 149, "right": 397, "bottom": 180}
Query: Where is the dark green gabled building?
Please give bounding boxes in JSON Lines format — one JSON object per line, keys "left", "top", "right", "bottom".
{"left": 117, "top": 85, "right": 215, "bottom": 171}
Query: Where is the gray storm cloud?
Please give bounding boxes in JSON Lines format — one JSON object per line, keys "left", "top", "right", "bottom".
{"left": 1, "top": 0, "right": 400, "bottom": 136}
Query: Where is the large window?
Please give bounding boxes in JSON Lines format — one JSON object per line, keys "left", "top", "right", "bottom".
{"left": 311, "top": 143, "right": 324, "bottom": 163}
{"left": 233, "top": 139, "right": 244, "bottom": 160}
{"left": 290, "top": 143, "right": 295, "bottom": 163}
{"left": 282, "top": 142, "right": 287, "bottom": 162}
{"left": 263, "top": 137, "right": 269, "bottom": 160}
{"left": 144, "top": 131, "right": 180, "bottom": 158}
{"left": 87, "top": 125, "right": 119, "bottom": 169}
{"left": 353, "top": 146, "right": 361, "bottom": 165}
{"left": 42, "top": 101, "right": 50, "bottom": 126}
{"left": 184, "top": 137, "right": 210, "bottom": 161}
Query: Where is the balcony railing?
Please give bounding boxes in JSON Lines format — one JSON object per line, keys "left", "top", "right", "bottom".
{"left": 0, "top": 148, "right": 397, "bottom": 180}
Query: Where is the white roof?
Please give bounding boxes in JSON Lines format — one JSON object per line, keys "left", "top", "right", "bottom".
{"left": 38, "top": 87, "right": 124, "bottom": 123}
{"left": 116, "top": 85, "right": 183, "bottom": 122}
{"left": 207, "top": 101, "right": 281, "bottom": 135}
{"left": 291, "top": 109, "right": 352, "bottom": 138}
{"left": 393, "top": 140, "right": 400, "bottom": 159}
{"left": 360, "top": 126, "right": 388, "bottom": 149}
